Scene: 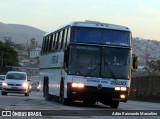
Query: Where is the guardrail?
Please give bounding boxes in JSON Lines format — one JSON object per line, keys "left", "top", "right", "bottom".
{"left": 130, "top": 76, "right": 160, "bottom": 102}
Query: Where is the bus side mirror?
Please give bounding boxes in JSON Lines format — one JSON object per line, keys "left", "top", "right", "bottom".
{"left": 132, "top": 55, "right": 138, "bottom": 69}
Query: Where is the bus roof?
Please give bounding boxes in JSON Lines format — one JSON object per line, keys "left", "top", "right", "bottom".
{"left": 44, "top": 20, "right": 131, "bottom": 36}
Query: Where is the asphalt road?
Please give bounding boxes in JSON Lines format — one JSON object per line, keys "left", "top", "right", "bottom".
{"left": 0, "top": 92, "right": 29, "bottom": 110}
{"left": 0, "top": 91, "right": 160, "bottom": 119}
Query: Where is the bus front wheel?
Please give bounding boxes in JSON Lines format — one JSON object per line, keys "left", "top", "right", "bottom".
{"left": 110, "top": 101, "right": 119, "bottom": 108}
{"left": 60, "top": 83, "right": 70, "bottom": 105}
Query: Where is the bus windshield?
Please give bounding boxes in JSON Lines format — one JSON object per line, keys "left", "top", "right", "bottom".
{"left": 102, "top": 47, "right": 131, "bottom": 79}
{"left": 68, "top": 45, "right": 131, "bottom": 79}
{"left": 69, "top": 45, "right": 101, "bottom": 77}
{"left": 72, "top": 27, "right": 131, "bottom": 46}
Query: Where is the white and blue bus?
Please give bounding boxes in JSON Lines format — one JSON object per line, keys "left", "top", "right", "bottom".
{"left": 40, "top": 21, "right": 138, "bottom": 108}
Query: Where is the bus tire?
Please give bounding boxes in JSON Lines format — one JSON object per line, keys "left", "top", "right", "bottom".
{"left": 43, "top": 77, "right": 46, "bottom": 97}
{"left": 45, "top": 92, "right": 52, "bottom": 101}
{"left": 60, "top": 82, "right": 70, "bottom": 105}
{"left": 44, "top": 78, "right": 52, "bottom": 101}
{"left": 110, "top": 101, "right": 119, "bottom": 108}
{"left": 1, "top": 91, "right": 7, "bottom": 95}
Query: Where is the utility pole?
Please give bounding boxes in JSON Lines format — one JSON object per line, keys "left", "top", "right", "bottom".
{"left": 1, "top": 51, "right": 3, "bottom": 67}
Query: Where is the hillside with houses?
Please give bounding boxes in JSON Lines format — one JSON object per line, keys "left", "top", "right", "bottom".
{"left": 133, "top": 37, "right": 160, "bottom": 67}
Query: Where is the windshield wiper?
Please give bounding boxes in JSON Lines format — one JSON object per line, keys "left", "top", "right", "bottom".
{"left": 84, "top": 63, "right": 100, "bottom": 77}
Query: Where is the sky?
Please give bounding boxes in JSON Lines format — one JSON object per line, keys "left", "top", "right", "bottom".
{"left": 0, "top": 0, "right": 160, "bottom": 41}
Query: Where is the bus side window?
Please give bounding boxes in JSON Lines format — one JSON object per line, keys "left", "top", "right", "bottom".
{"left": 44, "top": 37, "right": 48, "bottom": 54}
{"left": 41, "top": 38, "right": 45, "bottom": 55}
{"left": 51, "top": 34, "right": 55, "bottom": 52}
{"left": 66, "top": 27, "right": 71, "bottom": 46}
{"left": 42, "top": 37, "right": 46, "bottom": 54}
{"left": 47, "top": 36, "right": 50, "bottom": 53}
{"left": 58, "top": 32, "right": 61, "bottom": 51}
{"left": 56, "top": 32, "right": 60, "bottom": 51}
{"left": 45, "top": 36, "right": 49, "bottom": 53}
{"left": 58, "top": 30, "right": 63, "bottom": 50}
{"left": 47, "top": 35, "right": 50, "bottom": 52}
{"left": 49, "top": 34, "right": 53, "bottom": 52}
{"left": 54, "top": 33, "right": 58, "bottom": 51}
{"left": 60, "top": 30, "right": 65, "bottom": 50}
{"left": 63, "top": 29, "right": 67, "bottom": 50}
{"left": 64, "top": 28, "right": 68, "bottom": 49}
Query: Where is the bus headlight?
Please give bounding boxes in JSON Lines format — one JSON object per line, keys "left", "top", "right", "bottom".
{"left": 2, "top": 82, "right": 8, "bottom": 87}
{"left": 115, "top": 87, "right": 121, "bottom": 91}
{"left": 121, "top": 87, "right": 127, "bottom": 91}
{"left": 22, "top": 83, "right": 28, "bottom": 88}
{"left": 72, "top": 83, "right": 84, "bottom": 88}
{"left": 115, "top": 87, "right": 127, "bottom": 91}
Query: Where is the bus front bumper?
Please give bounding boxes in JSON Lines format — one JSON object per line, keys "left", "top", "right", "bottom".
{"left": 67, "top": 83, "right": 128, "bottom": 102}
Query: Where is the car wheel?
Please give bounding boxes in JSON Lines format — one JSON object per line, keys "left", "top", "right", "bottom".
{"left": 24, "top": 92, "right": 29, "bottom": 96}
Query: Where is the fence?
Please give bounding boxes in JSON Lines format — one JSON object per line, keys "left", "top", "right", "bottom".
{"left": 130, "top": 76, "right": 160, "bottom": 102}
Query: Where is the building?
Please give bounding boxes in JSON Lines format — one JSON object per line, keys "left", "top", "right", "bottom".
{"left": 30, "top": 38, "right": 38, "bottom": 48}
{"left": 29, "top": 48, "right": 41, "bottom": 58}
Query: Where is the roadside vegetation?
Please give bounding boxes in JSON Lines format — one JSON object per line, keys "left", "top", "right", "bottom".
{"left": 0, "top": 40, "right": 19, "bottom": 67}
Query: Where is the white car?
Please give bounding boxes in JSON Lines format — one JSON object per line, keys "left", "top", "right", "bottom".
{"left": 0, "top": 75, "right": 5, "bottom": 90}
{"left": 1, "top": 71, "right": 30, "bottom": 96}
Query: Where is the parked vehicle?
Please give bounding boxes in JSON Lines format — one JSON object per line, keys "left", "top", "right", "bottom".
{"left": 1, "top": 71, "right": 30, "bottom": 96}
{"left": 0, "top": 75, "right": 5, "bottom": 90}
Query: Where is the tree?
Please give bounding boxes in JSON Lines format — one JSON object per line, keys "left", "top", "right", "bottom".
{"left": 0, "top": 41, "right": 19, "bottom": 67}
{"left": 148, "top": 60, "right": 160, "bottom": 76}
{"left": 4, "top": 39, "right": 27, "bottom": 52}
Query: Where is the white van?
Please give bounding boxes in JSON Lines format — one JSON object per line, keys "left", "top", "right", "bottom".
{"left": 1, "top": 71, "right": 30, "bottom": 96}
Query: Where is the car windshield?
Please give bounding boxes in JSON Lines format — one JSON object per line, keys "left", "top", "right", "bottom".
{"left": 31, "top": 82, "right": 39, "bottom": 86}
{"left": 0, "top": 76, "right": 5, "bottom": 80}
{"left": 6, "top": 73, "right": 26, "bottom": 80}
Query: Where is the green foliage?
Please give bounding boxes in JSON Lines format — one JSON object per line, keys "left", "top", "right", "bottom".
{"left": 4, "top": 40, "right": 28, "bottom": 51}
{"left": 14, "top": 43, "right": 28, "bottom": 51}
{"left": 0, "top": 41, "right": 19, "bottom": 67}
{"left": 148, "top": 60, "right": 160, "bottom": 76}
